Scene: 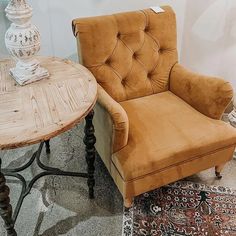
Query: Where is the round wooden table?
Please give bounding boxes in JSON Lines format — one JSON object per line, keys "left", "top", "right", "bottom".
{"left": 0, "top": 57, "right": 97, "bottom": 236}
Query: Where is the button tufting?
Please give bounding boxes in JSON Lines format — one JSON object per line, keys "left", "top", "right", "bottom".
{"left": 106, "top": 58, "right": 111, "bottom": 64}
{"left": 144, "top": 26, "right": 150, "bottom": 32}
{"left": 147, "top": 72, "right": 152, "bottom": 78}
{"left": 121, "top": 79, "right": 126, "bottom": 86}
{"left": 117, "top": 32, "right": 121, "bottom": 38}
{"left": 133, "top": 52, "right": 137, "bottom": 58}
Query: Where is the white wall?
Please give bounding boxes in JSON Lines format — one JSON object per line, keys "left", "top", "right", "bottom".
{"left": 29, "top": 0, "right": 187, "bottom": 61}
{"left": 0, "top": 0, "right": 186, "bottom": 60}
{"left": 180, "top": 0, "right": 236, "bottom": 88}
{"left": 0, "top": 0, "right": 10, "bottom": 58}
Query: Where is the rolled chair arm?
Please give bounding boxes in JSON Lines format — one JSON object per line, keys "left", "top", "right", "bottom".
{"left": 97, "top": 84, "right": 129, "bottom": 153}
{"left": 170, "top": 64, "right": 233, "bottom": 119}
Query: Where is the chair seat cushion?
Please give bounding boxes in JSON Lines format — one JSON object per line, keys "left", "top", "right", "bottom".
{"left": 112, "top": 91, "right": 236, "bottom": 181}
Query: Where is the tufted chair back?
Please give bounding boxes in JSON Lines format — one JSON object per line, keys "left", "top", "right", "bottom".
{"left": 73, "top": 6, "right": 178, "bottom": 102}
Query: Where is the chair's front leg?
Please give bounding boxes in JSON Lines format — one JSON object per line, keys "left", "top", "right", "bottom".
{"left": 124, "top": 197, "right": 133, "bottom": 208}
{"left": 215, "top": 164, "right": 225, "bottom": 179}
{"left": 84, "top": 110, "right": 96, "bottom": 199}
{"left": 0, "top": 160, "right": 17, "bottom": 236}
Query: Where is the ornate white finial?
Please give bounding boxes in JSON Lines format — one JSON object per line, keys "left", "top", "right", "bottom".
{"left": 5, "top": 0, "right": 49, "bottom": 85}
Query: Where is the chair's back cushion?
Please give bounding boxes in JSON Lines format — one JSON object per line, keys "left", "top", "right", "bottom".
{"left": 73, "top": 6, "right": 178, "bottom": 102}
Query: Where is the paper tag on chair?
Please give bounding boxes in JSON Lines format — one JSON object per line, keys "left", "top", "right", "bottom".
{"left": 150, "top": 6, "right": 165, "bottom": 14}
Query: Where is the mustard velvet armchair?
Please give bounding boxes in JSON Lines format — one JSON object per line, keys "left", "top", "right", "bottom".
{"left": 73, "top": 6, "right": 236, "bottom": 207}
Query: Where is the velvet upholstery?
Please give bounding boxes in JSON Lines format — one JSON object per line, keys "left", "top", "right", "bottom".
{"left": 93, "top": 102, "right": 113, "bottom": 171}
{"left": 111, "top": 146, "right": 235, "bottom": 200}
{"left": 97, "top": 84, "right": 129, "bottom": 153}
{"left": 113, "top": 92, "right": 236, "bottom": 181}
{"left": 73, "top": 6, "right": 236, "bottom": 206}
{"left": 73, "top": 6, "right": 178, "bottom": 102}
{"left": 170, "top": 64, "right": 234, "bottom": 120}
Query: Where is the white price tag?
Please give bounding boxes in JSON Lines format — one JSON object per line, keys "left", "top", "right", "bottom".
{"left": 150, "top": 6, "right": 165, "bottom": 14}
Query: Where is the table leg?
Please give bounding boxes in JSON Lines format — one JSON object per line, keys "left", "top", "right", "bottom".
{"left": 45, "top": 140, "right": 50, "bottom": 154}
{"left": 0, "top": 160, "right": 17, "bottom": 236}
{"left": 84, "top": 110, "right": 96, "bottom": 199}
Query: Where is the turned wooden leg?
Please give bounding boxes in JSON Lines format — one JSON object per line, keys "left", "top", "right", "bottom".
{"left": 124, "top": 198, "right": 133, "bottom": 208}
{"left": 45, "top": 140, "right": 50, "bottom": 154}
{"left": 215, "top": 164, "right": 225, "bottom": 179}
{"left": 0, "top": 160, "right": 17, "bottom": 236}
{"left": 83, "top": 110, "right": 96, "bottom": 199}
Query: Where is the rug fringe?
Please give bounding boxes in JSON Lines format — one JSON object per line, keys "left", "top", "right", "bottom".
{"left": 122, "top": 204, "right": 134, "bottom": 236}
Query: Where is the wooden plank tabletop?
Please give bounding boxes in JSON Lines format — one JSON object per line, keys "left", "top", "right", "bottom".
{"left": 0, "top": 57, "right": 97, "bottom": 150}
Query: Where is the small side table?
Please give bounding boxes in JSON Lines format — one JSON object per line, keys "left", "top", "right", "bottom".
{"left": 0, "top": 57, "right": 97, "bottom": 236}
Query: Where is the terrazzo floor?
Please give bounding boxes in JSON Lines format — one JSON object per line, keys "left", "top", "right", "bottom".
{"left": 0, "top": 123, "right": 235, "bottom": 236}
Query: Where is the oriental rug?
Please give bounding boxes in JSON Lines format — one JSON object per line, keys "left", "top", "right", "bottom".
{"left": 123, "top": 181, "right": 236, "bottom": 236}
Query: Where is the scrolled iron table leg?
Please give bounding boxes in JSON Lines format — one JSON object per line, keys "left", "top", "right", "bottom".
{"left": 0, "top": 138, "right": 94, "bottom": 235}
{"left": 84, "top": 110, "right": 96, "bottom": 199}
{"left": 45, "top": 140, "right": 50, "bottom": 154}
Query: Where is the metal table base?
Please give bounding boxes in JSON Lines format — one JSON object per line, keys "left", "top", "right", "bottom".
{"left": 0, "top": 111, "right": 96, "bottom": 236}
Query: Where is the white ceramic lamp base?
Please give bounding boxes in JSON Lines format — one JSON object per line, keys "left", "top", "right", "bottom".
{"left": 5, "top": 0, "right": 49, "bottom": 86}
{"left": 10, "top": 59, "right": 49, "bottom": 85}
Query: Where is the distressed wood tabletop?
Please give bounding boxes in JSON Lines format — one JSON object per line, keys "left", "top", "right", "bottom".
{"left": 0, "top": 57, "right": 97, "bottom": 150}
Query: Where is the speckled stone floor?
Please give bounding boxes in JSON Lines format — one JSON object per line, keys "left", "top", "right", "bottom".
{"left": 0, "top": 123, "right": 235, "bottom": 236}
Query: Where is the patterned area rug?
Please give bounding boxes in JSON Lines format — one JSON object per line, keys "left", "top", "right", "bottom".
{"left": 123, "top": 181, "right": 236, "bottom": 236}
